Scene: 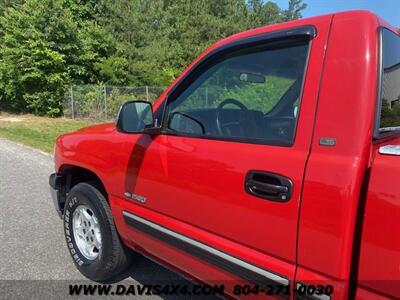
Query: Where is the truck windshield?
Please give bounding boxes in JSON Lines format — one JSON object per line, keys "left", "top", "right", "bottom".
{"left": 379, "top": 29, "right": 400, "bottom": 133}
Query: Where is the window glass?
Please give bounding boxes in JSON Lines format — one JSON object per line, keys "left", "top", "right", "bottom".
{"left": 380, "top": 29, "right": 400, "bottom": 132}
{"left": 167, "top": 41, "right": 309, "bottom": 145}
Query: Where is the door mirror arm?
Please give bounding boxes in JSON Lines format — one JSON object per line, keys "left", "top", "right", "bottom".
{"left": 143, "top": 119, "right": 163, "bottom": 135}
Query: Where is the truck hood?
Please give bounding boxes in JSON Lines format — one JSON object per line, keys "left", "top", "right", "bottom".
{"left": 76, "top": 123, "right": 116, "bottom": 134}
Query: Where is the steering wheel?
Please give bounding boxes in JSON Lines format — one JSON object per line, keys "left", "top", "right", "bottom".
{"left": 216, "top": 98, "right": 249, "bottom": 136}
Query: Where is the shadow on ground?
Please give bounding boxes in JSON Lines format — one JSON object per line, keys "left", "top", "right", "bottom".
{"left": 113, "top": 253, "right": 222, "bottom": 299}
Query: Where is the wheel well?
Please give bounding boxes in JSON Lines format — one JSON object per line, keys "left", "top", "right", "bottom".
{"left": 59, "top": 165, "right": 108, "bottom": 206}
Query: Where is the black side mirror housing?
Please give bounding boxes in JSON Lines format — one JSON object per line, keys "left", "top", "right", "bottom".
{"left": 116, "top": 100, "right": 158, "bottom": 133}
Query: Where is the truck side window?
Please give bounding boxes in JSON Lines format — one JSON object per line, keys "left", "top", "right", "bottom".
{"left": 379, "top": 29, "right": 400, "bottom": 132}
{"left": 166, "top": 39, "right": 310, "bottom": 146}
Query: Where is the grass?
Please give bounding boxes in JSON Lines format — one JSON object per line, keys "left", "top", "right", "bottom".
{"left": 0, "top": 113, "right": 97, "bottom": 153}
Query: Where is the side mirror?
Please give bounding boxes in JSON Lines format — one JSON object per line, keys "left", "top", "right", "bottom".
{"left": 116, "top": 100, "right": 155, "bottom": 133}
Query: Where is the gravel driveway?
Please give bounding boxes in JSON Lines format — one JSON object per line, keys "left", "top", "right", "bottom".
{"left": 0, "top": 139, "right": 212, "bottom": 299}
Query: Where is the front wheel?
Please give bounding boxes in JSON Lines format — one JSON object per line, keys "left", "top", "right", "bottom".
{"left": 63, "top": 182, "right": 131, "bottom": 282}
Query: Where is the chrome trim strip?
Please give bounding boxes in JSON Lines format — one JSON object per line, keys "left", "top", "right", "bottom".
{"left": 296, "top": 283, "right": 331, "bottom": 300}
{"left": 379, "top": 145, "right": 400, "bottom": 156}
{"left": 122, "top": 211, "right": 289, "bottom": 286}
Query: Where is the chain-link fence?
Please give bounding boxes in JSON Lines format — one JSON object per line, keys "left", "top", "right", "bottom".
{"left": 64, "top": 85, "right": 165, "bottom": 121}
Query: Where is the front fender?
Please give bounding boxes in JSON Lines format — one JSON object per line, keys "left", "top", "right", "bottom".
{"left": 54, "top": 130, "right": 127, "bottom": 198}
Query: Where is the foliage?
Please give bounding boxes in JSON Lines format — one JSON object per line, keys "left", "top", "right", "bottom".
{"left": 221, "top": 76, "right": 294, "bottom": 113}
{"left": 66, "top": 85, "right": 164, "bottom": 120}
{"left": 0, "top": 0, "right": 82, "bottom": 116}
{"left": 282, "top": 0, "right": 308, "bottom": 21}
{"left": 380, "top": 98, "right": 400, "bottom": 128}
{"left": 0, "top": 0, "right": 307, "bottom": 116}
{"left": 176, "top": 67, "right": 294, "bottom": 114}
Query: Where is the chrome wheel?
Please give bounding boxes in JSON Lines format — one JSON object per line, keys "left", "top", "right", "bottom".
{"left": 72, "top": 205, "right": 102, "bottom": 260}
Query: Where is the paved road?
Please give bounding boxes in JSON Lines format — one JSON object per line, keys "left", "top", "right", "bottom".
{"left": 0, "top": 139, "right": 213, "bottom": 299}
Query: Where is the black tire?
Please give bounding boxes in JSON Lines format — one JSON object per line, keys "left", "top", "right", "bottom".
{"left": 63, "top": 182, "right": 131, "bottom": 282}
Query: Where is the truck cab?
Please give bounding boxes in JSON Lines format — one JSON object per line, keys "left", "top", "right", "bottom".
{"left": 50, "top": 11, "right": 400, "bottom": 299}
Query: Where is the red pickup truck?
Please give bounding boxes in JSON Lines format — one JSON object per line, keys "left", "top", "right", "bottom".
{"left": 49, "top": 10, "right": 400, "bottom": 299}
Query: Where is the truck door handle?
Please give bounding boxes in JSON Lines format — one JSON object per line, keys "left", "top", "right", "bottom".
{"left": 245, "top": 171, "right": 293, "bottom": 202}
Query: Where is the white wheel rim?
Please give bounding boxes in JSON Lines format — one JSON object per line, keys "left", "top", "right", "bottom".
{"left": 72, "top": 205, "right": 102, "bottom": 260}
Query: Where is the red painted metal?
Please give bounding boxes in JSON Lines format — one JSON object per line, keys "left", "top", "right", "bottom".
{"left": 295, "top": 11, "right": 380, "bottom": 298}
{"left": 53, "top": 10, "right": 399, "bottom": 300}
{"left": 356, "top": 137, "right": 400, "bottom": 299}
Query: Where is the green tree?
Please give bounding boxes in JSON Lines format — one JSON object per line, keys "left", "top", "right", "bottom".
{"left": 282, "top": 0, "right": 307, "bottom": 21}
{"left": 99, "top": 0, "right": 294, "bottom": 86}
{"left": 0, "top": 0, "right": 25, "bottom": 15}
{"left": 0, "top": 0, "right": 307, "bottom": 116}
{"left": 0, "top": 0, "right": 113, "bottom": 115}
{"left": 0, "top": 0, "right": 80, "bottom": 115}
{"left": 247, "top": 0, "right": 283, "bottom": 26}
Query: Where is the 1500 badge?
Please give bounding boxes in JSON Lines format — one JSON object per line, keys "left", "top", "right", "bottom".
{"left": 124, "top": 192, "right": 146, "bottom": 203}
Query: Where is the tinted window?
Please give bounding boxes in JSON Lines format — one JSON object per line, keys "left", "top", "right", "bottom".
{"left": 166, "top": 41, "right": 309, "bottom": 146}
{"left": 380, "top": 29, "right": 400, "bottom": 131}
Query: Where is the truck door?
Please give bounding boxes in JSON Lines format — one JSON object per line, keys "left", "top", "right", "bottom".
{"left": 119, "top": 22, "right": 330, "bottom": 291}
